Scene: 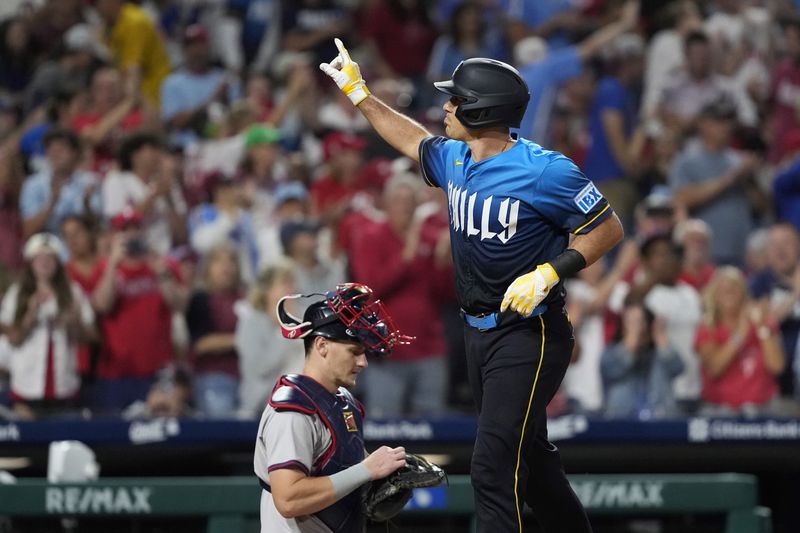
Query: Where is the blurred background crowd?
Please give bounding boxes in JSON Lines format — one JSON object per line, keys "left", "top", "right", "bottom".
{"left": 1, "top": 0, "right": 800, "bottom": 423}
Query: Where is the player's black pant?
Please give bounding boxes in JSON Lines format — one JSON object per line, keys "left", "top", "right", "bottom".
{"left": 465, "top": 306, "right": 592, "bottom": 533}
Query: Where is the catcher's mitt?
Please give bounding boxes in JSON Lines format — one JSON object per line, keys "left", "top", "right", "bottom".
{"left": 363, "top": 453, "right": 446, "bottom": 522}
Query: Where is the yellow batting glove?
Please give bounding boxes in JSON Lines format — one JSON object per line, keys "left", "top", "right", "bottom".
{"left": 319, "top": 38, "right": 371, "bottom": 106}
{"left": 501, "top": 264, "right": 560, "bottom": 317}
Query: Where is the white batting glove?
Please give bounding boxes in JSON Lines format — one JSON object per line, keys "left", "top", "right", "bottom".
{"left": 501, "top": 264, "right": 560, "bottom": 317}
{"left": 319, "top": 38, "right": 371, "bottom": 106}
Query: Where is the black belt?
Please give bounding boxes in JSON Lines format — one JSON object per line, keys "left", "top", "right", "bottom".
{"left": 258, "top": 478, "right": 271, "bottom": 493}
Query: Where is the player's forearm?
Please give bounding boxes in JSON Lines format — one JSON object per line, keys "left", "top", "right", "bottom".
{"left": 569, "top": 212, "right": 624, "bottom": 267}
{"left": 274, "top": 463, "right": 370, "bottom": 518}
{"left": 273, "top": 476, "right": 340, "bottom": 518}
{"left": 358, "top": 96, "right": 431, "bottom": 162}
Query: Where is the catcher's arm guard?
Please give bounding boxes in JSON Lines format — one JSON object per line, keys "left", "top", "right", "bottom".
{"left": 362, "top": 453, "right": 446, "bottom": 522}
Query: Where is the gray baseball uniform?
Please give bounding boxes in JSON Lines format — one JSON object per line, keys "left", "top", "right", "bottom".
{"left": 255, "top": 403, "right": 334, "bottom": 532}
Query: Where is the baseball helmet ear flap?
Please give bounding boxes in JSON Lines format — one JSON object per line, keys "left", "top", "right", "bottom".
{"left": 276, "top": 294, "right": 314, "bottom": 340}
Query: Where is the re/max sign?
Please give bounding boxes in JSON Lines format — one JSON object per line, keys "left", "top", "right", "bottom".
{"left": 45, "top": 487, "right": 152, "bottom": 514}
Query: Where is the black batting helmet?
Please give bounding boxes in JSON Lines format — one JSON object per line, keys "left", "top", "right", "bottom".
{"left": 434, "top": 58, "right": 530, "bottom": 129}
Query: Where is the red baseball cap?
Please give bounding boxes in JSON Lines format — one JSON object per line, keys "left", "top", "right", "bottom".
{"left": 110, "top": 207, "right": 143, "bottom": 231}
{"left": 183, "top": 24, "right": 209, "bottom": 45}
{"left": 323, "top": 132, "right": 367, "bottom": 161}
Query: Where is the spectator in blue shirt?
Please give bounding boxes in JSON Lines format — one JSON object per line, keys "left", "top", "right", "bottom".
{"left": 505, "top": 0, "right": 575, "bottom": 50}
{"left": 19, "top": 129, "right": 101, "bottom": 240}
{"left": 160, "top": 25, "right": 241, "bottom": 146}
{"left": 189, "top": 172, "right": 259, "bottom": 284}
{"left": 583, "top": 32, "right": 645, "bottom": 228}
{"left": 601, "top": 300, "right": 685, "bottom": 419}
{"left": 427, "top": 2, "right": 502, "bottom": 102}
{"left": 517, "top": 1, "right": 639, "bottom": 146}
{"left": 773, "top": 131, "right": 800, "bottom": 230}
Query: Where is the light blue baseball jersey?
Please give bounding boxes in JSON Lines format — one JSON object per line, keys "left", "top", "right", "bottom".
{"left": 419, "top": 134, "right": 612, "bottom": 314}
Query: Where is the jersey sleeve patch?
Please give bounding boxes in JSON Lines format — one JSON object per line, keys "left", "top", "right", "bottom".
{"left": 573, "top": 182, "right": 604, "bottom": 214}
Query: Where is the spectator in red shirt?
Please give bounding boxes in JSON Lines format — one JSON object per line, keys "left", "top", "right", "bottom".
{"left": 311, "top": 131, "right": 367, "bottom": 220}
{"left": 185, "top": 244, "right": 244, "bottom": 418}
{"left": 71, "top": 66, "right": 143, "bottom": 173}
{"left": 62, "top": 214, "right": 103, "bottom": 385}
{"left": 361, "top": 0, "right": 437, "bottom": 83}
{"left": 349, "top": 173, "right": 451, "bottom": 416}
{"left": 769, "top": 18, "right": 800, "bottom": 164}
{"left": 696, "top": 266, "right": 785, "bottom": 415}
{"left": 90, "top": 208, "right": 188, "bottom": 414}
{"left": 676, "top": 218, "right": 716, "bottom": 292}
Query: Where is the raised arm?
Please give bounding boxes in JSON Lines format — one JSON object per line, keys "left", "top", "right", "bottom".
{"left": 319, "top": 39, "right": 431, "bottom": 162}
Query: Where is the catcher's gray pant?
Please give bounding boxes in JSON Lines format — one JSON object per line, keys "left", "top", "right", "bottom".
{"left": 465, "top": 306, "right": 592, "bottom": 533}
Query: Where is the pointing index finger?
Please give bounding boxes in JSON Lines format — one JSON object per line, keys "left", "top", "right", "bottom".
{"left": 334, "top": 38, "right": 351, "bottom": 63}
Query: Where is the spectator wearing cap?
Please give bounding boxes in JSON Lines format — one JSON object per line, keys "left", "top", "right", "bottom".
{"left": 71, "top": 66, "right": 144, "bottom": 173}
{"left": 658, "top": 31, "right": 757, "bottom": 132}
{"left": 676, "top": 219, "right": 716, "bottom": 292}
{"left": 188, "top": 172, "right": 259, "bottom": 284}
{"left": 93, "top": 0, "right": 171, "bottom": 107}
{"left": 749, "top": 223, "right": 800, "bottom": 398}
{"left": 25, "top": 23, "right": 108, "bottom": 114}
{"left": 668, "top": 100, "right": 759, "bottom": 266}
{"left": 20, "top": 129, "right": 101, "bottom": 240}
{"left": 311, "top": 132, "right": 367, "bottom": 221}
{"left": 102, "top": 132, "right": 188, "bottom": 255}
{"left": 160, "top": 24, "right": 242, "bottom": 147}
{"left": 90, "top": 208, "right": 188, "bottom": 414}
{"left": 256, "top": 181, "right": 310, "bottom": 269}
{"left": 348, "top": 173, "right": 451, "bottom": 417}
{"left": 583, "top": 33, "right": 646, "bottom": 229}
{"left": 609, "top": 234, "right": 703, "bottom": 413}
{"left": 0, "top": 233, "right": 96, "bottom": 419}
{"left": 238, "top": 125, "right": 284, "bottom": 229}
{"left": 279, "top": 219, "right": 345, "bottom": 297}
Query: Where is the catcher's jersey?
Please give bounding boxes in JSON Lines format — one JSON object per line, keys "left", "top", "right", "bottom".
{"left": 255, "top": 404, "right": 334, "bottom": 533}
{"left": 418, "top": 134, "right": 613, "bottom": 315}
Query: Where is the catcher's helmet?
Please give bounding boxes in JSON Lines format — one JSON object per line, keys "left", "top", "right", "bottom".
{"left": 434, "top": 58, "right": 530, "bottom": 129}
{"left": 276, "top": 283, "right": 411, "bottom": 357}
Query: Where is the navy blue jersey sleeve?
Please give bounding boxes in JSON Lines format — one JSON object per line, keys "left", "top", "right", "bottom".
{"left": 418, "top": 136, "right": 450, "bottom": 188}
{"left": 533, "top": 155, "right": 612, "bottom": 234}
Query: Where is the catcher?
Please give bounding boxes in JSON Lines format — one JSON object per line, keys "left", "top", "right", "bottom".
{"left": 254, "top": 283, "right": 445, "bottom": 532}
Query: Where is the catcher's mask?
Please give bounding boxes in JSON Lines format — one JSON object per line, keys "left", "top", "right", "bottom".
{"left": 276, "top": 283, "right": 412, "bottom": 357}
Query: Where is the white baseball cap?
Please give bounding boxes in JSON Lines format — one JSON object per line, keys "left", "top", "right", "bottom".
{"left": 23, "top": 233, "right": 67, "bottom": 262}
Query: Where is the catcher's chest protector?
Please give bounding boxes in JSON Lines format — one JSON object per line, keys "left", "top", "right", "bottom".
{"left": 270, "top": 374, "right": 367, "bottom": 533}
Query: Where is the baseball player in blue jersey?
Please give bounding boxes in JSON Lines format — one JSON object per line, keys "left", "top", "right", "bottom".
{"left": 321, "top": 40, "right": 624, "bottom": 532}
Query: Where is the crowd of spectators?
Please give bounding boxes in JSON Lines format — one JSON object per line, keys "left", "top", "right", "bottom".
{"left": 2, "top": 0, "right": 800, "bottom": 422}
